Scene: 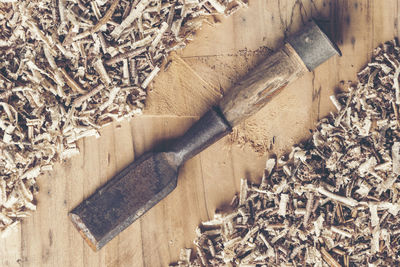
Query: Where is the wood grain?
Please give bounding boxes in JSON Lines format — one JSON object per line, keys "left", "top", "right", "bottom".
{"left": 1, "top": 1, "right": 400, "bottom": 266}
{"left": 219, "top": 44, "right": 307, "bottom": 126}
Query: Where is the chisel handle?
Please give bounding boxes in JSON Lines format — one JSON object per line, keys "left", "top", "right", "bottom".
{"left": 219, "top": 43, "right": 307, "bottom": 127}
{"left": 219, "top": 20, "right": 341, "bottom": 127}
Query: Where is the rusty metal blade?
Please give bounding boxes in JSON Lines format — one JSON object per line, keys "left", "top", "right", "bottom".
{"left": 69, "top": 107, "right": 232, "bottom": 251}
{"left": 69, "top": 152, "right": 179, "bottom": 251}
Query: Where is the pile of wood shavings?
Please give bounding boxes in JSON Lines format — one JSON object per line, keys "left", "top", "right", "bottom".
{"left": 171, "top": 39, "right": 400, "bottom": 267}
{"left": 0, "top": 0, "right": 246, "bottom": 236}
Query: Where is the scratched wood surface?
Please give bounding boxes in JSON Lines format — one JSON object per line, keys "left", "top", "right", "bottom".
{"left": 1, "top": 1, "right": 400, "bottom": 266}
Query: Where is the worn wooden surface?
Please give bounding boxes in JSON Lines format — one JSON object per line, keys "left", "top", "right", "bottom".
{"left": 1, "top": 0, "right": 400, "bottom": 266}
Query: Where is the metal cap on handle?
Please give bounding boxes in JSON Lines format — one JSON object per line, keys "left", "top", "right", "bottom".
{"left": 288, "top": 19, "right": 341, "bottom": 71}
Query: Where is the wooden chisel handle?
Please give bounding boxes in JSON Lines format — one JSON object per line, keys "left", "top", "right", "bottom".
{"left": 219, "top": 43, "right": 307, "bottom": 127}
{"left": 219, "top": 19, "right": 341, "bottom": 127}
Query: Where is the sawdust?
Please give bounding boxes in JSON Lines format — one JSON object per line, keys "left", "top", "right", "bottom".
{"left": 228, "top": 120, "right": 272, "bottom": 154}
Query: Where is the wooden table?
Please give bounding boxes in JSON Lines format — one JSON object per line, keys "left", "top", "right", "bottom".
{"left": 1, "top": 0, "right": 399, "bottom": 266}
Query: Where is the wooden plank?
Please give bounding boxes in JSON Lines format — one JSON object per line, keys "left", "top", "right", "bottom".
{"left": 1, "top": 1, "right": 400, "bottom": 267}
{"left": 144, "top": 54, "right": 222, "bottom": 117}
{"left": 0, "top": 223, "right": 21, "bottom": 266}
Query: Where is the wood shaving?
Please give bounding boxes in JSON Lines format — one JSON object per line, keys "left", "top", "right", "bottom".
{"left": 170, "top": 39, "right": 400, "bottom": 266}
{"left": 0, "top": 0, "right": 246, "bottom": 236}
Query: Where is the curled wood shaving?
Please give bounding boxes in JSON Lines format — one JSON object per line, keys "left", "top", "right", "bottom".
{"left": 0, "top": 0, "right": 246, "bottom": 236}
{"left": 171, "top": 39, "right": 400, "bottom": 266}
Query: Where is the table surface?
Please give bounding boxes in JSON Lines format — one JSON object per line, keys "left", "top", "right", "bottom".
{"left": 1, "top": 0, "right": 400, "bottom": 266}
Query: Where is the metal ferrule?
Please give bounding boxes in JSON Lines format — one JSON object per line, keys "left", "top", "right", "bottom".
{"left": 288, "top": 19, "right": 341, "bottom": 71}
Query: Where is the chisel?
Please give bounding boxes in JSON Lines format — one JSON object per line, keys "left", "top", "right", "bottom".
{"left": 70, "top": 19, "right": 341, "bottom": 251}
